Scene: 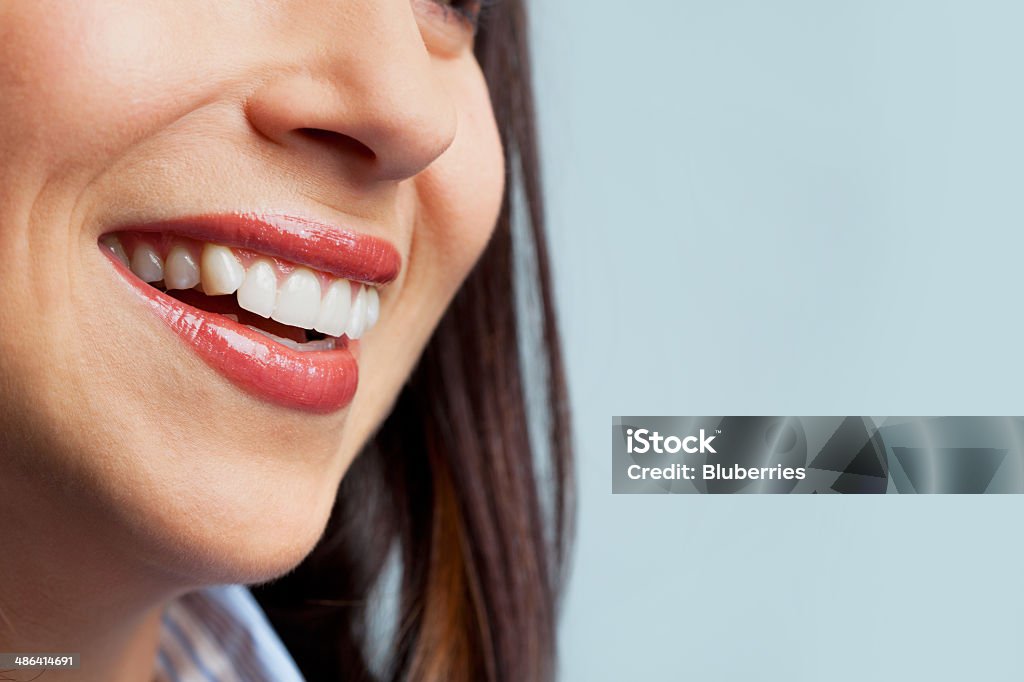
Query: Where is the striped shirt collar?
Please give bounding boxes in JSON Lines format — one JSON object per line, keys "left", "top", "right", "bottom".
{"left": 155, "top": 585, "right": 305, "bottom": 682}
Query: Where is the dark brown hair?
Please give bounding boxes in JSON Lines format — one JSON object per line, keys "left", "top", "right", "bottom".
{"left": 252, "top": 2, "right": 574, "bottom": 680}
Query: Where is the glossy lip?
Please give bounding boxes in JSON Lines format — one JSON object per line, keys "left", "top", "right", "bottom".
{"left": 114, "top": 212, "right": 402, "bottom": 284}
{"left": 100, "top": 213, "right": 400, "bottom": 413}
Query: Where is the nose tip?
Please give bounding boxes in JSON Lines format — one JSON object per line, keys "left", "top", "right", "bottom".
{"left": 243, "top": 0, "right": 458, "bottom": 184}
{"left": 246, "top": 68, "right": 457, "bottom": 182}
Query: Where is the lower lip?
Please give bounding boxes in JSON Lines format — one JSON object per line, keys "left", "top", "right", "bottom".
{"left": 106, "top": 253, "right": 358, "bottom": 413}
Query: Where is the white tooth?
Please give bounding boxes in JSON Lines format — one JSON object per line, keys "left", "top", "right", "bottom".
{"left": 297, "top": 337, "right": 337, "bottom": 352}
{"left": 365, "top": 287, "right": 380, "bottom": 329}
{"left": 272, "top": 267, "right": 321, "bottom": 329}
{"left": 200, "top": 244, "right": 245, "bottom": 295}
{"left": 244, "top": 325, "right": 336, "bottom": 352}
{"left": 130, "top": 243, "right": 164, "bottom": 283}
{"left": 344, "top": 285, "right": 368, "bottom": 339}
{"left": 314, "top": 279, "right": 351, "bottom": 337}
{"left": 100, "top": 235, "right": 129, "bottom": 267}
{"left": 245, "top": 324, "right": 299, "bottom": 350}
{"left": 236, "top": 259, "right": 277, "bottom": 318}
{"left": 164, "top": 245, "right": 200, "bottom": 290}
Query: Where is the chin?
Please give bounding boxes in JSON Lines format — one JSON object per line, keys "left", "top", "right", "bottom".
{"left": 128, "top": 455, "right": 343, "bottom": 587}
{"left": 50, "top": 413, "right": 349, "bottom": 588}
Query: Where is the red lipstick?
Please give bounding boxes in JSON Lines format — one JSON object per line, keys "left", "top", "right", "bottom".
{"left": 102, "top": 213, "right": 399, "bottom": 413}
{"left": 123, "top": 212, "right": 401, "bottom": 284}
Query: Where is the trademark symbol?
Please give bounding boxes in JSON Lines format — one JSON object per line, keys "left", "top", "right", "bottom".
{"left": 716, "top": 430, "right": 722, "bottom": 434}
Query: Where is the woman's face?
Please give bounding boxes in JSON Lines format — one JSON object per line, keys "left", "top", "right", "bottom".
{"left": 0, "top": 0, "right": 503, "bottom": 582}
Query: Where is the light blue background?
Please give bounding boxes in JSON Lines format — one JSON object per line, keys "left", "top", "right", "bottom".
{"left": 529, "top": 2, "right": 1024, "bottom": 680}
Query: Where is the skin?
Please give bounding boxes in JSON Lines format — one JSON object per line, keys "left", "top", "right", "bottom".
{"left": 0, "top": 1, "right": 504, "bottom": 680}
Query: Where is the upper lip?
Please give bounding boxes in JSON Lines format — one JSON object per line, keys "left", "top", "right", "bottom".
{"left": 109, "top": 212, "right": 402, "bottom": 284}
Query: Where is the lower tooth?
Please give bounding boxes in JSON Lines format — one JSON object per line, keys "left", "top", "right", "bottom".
{"left": 245, "top": 325, "right": 294, "bottom": 347}
{"left": 244, "top": 325, "right": 335, "bottom": 352}
{"left": 297, "top": 338, "right": 337, "bottom": 352}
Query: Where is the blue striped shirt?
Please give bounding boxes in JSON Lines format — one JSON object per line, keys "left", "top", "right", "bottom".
{"left": 154, "top": 585, "right": 305, "bottom": 682}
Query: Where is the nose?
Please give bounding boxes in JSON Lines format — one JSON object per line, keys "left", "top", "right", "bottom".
{"left": 244, "top": 1, "right": 457, "bottom": 183}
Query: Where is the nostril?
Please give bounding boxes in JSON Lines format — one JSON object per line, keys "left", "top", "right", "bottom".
{"left": 297, "top": 128, "right": 377, "bottom": 162}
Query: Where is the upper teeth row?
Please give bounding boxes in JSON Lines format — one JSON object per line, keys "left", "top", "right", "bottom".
{"left": 101, "top": 235, "right": 380, "bottom": 339}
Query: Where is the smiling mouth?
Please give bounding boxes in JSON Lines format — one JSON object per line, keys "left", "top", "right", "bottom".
{"left": 100, "top": 213, "right": 400, "bottom": 413}
{"left": 102, "top": 232, "right": 380, "bottom": 348}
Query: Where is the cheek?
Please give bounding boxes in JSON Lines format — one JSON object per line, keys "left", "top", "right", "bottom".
{"left": 338, "top": 64, "right": 503, "bottom": 455}
{"left": 414, "top": 66, "right": 506, "bottom": 290}
{"left": 2, "top": 4, "right": 146, "bottom": 160}
{"left": 0, "top": 1, "right": 243, "bottom": 170}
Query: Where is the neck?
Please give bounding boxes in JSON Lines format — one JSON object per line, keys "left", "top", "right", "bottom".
{"left": 0, "top": 607, "right": 165, "bottom": 682}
